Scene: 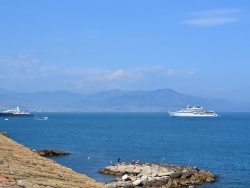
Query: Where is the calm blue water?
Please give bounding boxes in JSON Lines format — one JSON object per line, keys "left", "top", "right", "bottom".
{"left": 1, "top": 112, "right": 250, "bottom": 187}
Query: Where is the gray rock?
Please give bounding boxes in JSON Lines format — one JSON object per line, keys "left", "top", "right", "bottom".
{"left": 122, "top": 174, "right": 130, "bottom": 181}
{"left": 133, "top": 179, "right": 142, "bottom": 186}
{"left": 170, "top": 172, "right": 182, "bottom": 178}
{"left": 140, "top": 175, "right": 148, "bottom": 181}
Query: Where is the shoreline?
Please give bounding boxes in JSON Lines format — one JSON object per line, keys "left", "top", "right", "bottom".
{"left": 0, "top": 134, "right": 216, "bottom": 188}
{"left": 0, "top": 134, "right": 106, "bottom": 187}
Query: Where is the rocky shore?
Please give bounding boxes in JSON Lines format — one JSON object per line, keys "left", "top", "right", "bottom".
{"left": 0, "top": 133, "right": 216, "bottom": 188}
{"left": 0, "top": 134, "right": 106, "bottom": 188}
{"left": 100, "top": 162, "right": 216, "bottom": 188}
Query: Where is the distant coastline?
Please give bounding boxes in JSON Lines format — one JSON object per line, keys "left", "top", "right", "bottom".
{"left": 1, "top": 88, "right": 249, "bottom": 112}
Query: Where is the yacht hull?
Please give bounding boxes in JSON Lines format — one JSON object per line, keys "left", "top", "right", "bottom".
{"left": 0, "top": 113, "right": 34, "bottom": 117}
{"left": 169, "top": 112, "right": 218, "bottom": 117}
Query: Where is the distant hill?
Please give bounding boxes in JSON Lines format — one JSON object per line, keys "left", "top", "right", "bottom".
{"left": 0, "top": 88, "right": 247, "bottom": 112}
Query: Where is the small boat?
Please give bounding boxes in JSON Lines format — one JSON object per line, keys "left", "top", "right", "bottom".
{"left": 34, "top": 116, "right": 48, "bottom": 120}
{"left": 0, "top": 107, "right": 33, "bottom": 117}
{"left": 169, "top": 106, "right": 218, "bottom": 117}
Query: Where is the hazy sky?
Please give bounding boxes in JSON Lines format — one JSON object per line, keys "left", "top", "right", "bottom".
{"left": 0, "top": 0, "right": 249, "bottom": 102}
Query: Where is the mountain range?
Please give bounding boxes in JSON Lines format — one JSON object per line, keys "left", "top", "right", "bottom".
{"left": 0, "top": 88, "right": 248, "bottom": 112}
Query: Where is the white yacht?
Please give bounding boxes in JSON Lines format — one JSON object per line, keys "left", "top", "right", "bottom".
{"left": 0, "top": 107, "right": 33, "bottom": 117}
{"left": 169, "top": 106, "right": 218, "bottom": 117}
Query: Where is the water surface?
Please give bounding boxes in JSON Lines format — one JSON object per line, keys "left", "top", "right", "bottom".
{"left": 1, "top": 112, "right": 249, "bottom": 187}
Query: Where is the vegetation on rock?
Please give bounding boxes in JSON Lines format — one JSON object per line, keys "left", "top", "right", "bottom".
{"left": 0, "top": 131, "right": 8, "bottom": 137}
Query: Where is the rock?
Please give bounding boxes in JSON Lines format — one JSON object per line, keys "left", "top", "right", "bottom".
{"left": 167, "top": 184, "right": 178, "bottom": 188}
{"left": 170, "top": 172, "right": 182, "bottom": 178}
{"left": 16, "top": 179, "right": 33, "bottom": 186}
{"left": 142, "top": 181, "right": 154, "bottom": 187}
{"left": 158, "top": 171, "right": 173, "bottom": 177}
{"left": 206, "top": 176, "right": 214, "bottom": 182}
{"left": 115, "top": 172, "right": 123, "bottom": 176}
{"left": 148, "top": 176, "right": 154, "bottom": 181}
{"left": 181, "top": 172, "right": 192, "bottom": 179}
{"left": 34, "top": 149, "right": 69, "bottom": 156}
{"left": 179, "top": 178, "right": 191, "bottom": 186}
{"left": 100, "top": 168, "right": 111, "bottom": 174}
{"left": 129, "top": 176, "right": 137, "bottom": 182}
{"left": 9, "top": 171, "right": 15, "bottom": 175}
{"left": 122, "top": 174, "right": 130, "bottom": 181}
{"left": 140, "top": 175, "right": 148, "bottom": 181}
{"left": 200, "top": 170, "right": 216, "bottom": 179}
{"left": 133, "top": 166, "right": 142, "bottom": 174}
{"left": 155, "top": 180, "right": 168, "bottom": 187}
{"left": 151, "top": 173, "right": 158, "bottom": 177}
{"left": 116, "top": 165, "right": 126, "bottom": 174}
{"left": 133, "top": 179, "right": 142, "bottom": 186}
{"left": 101, "top": 161, "right": 216, "bottom": 188}
{"left": 189, "top": 170, "right": 216, "bottom": 185}
{"left": 154, "top": 176, "right": 161, "bottom": 180}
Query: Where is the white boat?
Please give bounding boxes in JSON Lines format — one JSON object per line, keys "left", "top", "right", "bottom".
{"left": 0, "top": 107, "right": 33, "bottom": 117}
{"left": 169, "top": 106, "right": 218, "bottom": 117}
{"left": 34, "top": 116, "right": 48, "bottom": 120}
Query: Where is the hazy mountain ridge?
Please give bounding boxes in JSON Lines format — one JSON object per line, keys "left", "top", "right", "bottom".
{"left": 0, "top": 88, "right": 247, "bottom": 112}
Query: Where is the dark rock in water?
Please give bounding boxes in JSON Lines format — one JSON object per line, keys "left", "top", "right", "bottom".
{"left": 34, "top": 149, "right": 69, "bottom": 156}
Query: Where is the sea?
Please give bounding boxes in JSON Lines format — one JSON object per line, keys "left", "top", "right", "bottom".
{"left": 1, "top": 112, "right": 250, "bottom": 188}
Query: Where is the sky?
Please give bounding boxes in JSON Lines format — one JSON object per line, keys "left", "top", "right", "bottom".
{"left": 0, "top": 0, "right": 250, "bottom": 102}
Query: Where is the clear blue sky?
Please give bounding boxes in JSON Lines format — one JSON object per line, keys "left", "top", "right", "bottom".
{"left": 0, "top": 0, "right": 249, "bottom": 102}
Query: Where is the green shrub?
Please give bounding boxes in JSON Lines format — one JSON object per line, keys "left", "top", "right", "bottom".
{"left": 0, "top": 131, "right": 9, "bottom": 137}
